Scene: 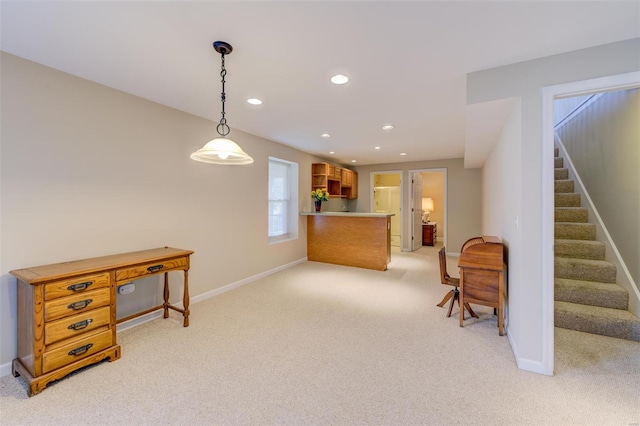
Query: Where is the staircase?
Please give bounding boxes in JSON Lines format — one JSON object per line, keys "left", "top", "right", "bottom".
{"left": 554, "top": 147, "right": 640, "bottom": 341}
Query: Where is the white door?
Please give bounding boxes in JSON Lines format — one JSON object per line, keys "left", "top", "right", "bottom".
{"left": 411, "top": 172, "right": 423, "bottom": 250}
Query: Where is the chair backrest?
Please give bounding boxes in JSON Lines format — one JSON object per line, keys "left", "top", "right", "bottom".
{"left": 438, "top": 247, "right": 450, "bottom": 284}
{"left": 461, "top": 236, "right": 484, "bottom": 253}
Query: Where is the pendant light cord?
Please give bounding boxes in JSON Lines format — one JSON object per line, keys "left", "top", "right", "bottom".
{"left": 217, "top": 52, "right": 230, "bottom": 137}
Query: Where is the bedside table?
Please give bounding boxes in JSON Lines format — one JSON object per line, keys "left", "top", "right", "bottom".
{"left": 422, "top": 222, "right": 437, "bottom": 246}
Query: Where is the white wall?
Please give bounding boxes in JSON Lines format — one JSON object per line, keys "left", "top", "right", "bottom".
{"left": 481, "top": 99, "right": 522, "bottom": 353}
{"left": 0, "top": 53, "right": 320, "bottom": 367}
{"left": 467, "top": 37, "right": 640, "bottom": 374}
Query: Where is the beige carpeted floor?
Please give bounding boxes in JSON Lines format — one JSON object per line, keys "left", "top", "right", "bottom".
{"left": 1, "top": 246, "right": 639, "bottom": 425}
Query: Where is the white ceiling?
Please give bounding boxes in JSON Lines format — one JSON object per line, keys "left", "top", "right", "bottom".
{"left": 2, "top": 1, "right": 639, "bottom": 166}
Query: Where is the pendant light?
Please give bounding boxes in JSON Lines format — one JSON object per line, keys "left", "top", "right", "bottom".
{"left": 190, "top": 41, "right": 254, "bottom": 165}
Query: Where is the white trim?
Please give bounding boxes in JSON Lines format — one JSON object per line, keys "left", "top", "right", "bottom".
{"left": 541, "top": 71, "right": 640, "bottom": 377}
{"left": 190, "top": 257, "right": 308, "bottom": 304}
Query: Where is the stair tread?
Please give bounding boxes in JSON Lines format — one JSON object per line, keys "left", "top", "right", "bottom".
{"left": 555, "top": 257, "right": 615, "bottom": 267}
{"left": 555, "top": 277, "right": 627, "bottom": 291}
{"left": 555, "top": 301, "right": 640, "bottom": 341}
{"left": 556, "top": 301, "right": 638, "bottom": 321}
{"left": 555, "top": 278, "right": 629, "bottom": 310}
{"left": 555, "top": 238, "right": 603, "bottom": 245}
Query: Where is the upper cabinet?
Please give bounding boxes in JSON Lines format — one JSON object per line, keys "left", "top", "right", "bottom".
{"left": 312, "top": 162, "right": 358, "bottom": 199}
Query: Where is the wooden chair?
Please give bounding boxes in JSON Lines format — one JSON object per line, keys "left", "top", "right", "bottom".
{"left": 437, "top": 247, "right": 478, "bottom": 319}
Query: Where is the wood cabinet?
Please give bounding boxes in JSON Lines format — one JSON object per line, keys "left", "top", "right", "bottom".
{"left": 422, "top": 222, "right": 437, "bottom": 246}
{"left": 10, "top": 246, "right": 193, "bottom": 396}
{"left": 312, "top": 162, "right": 358, "bottom": 199}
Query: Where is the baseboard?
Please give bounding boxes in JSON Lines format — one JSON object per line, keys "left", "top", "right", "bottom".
{"left": 0, "top": 257, "right": 308, "bottom": 378}
{"left": 0, "top": 361, "right": 12, "bottom": 378}
{"left": 190, "top": 257, "right": 307, "bottom": 304}
{"left": 508, "top": 331, "right": 553, "bottom": 376}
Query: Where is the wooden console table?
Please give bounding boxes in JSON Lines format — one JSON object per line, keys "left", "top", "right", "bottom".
{"left": 9, "top": 246, "right": 193, "bottom": 396}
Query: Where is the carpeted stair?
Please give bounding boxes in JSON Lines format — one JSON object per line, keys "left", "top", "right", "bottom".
{"left": 554, "top": 147, "right": 640, "bottom": 341}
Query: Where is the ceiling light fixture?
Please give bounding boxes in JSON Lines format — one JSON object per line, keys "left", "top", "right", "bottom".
{"left": 329, "top": 151, "right": 335, "bottom": 154}
{"left": 321, "top": 133, "right": 331, "bottom": 138}
{"left": 400, "top": 152, "right": 408, "bottom": 156}
{"left": 374, "top": 146, "right": 381, "bottom": 150}
{"left": 331, "top": 74, "right": 349, "bottom": 85}
{"left": 382, "top": 124, "right": 394, "bottom": 131}
{"left": 190, "top": 41, "right": 254, "bottom": 165}
{"left": 247, "top": 98, "right": 262, "bottom": 105}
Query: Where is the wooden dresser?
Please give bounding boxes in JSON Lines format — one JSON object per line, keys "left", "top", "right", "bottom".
{"left": 10, "top": 246, "right": 193, "bottom": 396}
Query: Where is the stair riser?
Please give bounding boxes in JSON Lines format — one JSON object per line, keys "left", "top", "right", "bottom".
{"left": 555, "top": 168, "right": 569, "bottom": 180}
{"left": 555, "top": 260, "right": 616, "bottom": 283}
{"left": 555, "top": 241, "right": 605, "bottom": 260}
{"left": 555, "top": 208, "right": 588, "bottom": 223}
{"left": 555, "top": 310, "right": 640, "bottom": 341}
{"left": 554, "top": 180, "right": 574, "bottom": 193}
{"left": 555, "top": 193, "right": 581, "bottom": 207}
{"left": 555, "top": 224, "right": 596, "bottom": 240}
{"left": 554, "top": 147, "right": 559, "bottom": 157}
{"left": 555, "top": 157, "right": 563, "bottom": 168}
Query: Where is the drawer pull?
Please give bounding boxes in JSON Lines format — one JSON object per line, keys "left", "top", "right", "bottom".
{"left": 68, "top": 343, "right": 93, "bottom": 357}
{"left": 68, "top": 319, "right": 93, "bottom": 331}
{"left": 147, "top": 264, "right": 164, "bottom": 273}
{"left": 67, "top": 299, "right": 93, "bottom": 311}
{"left": 67, "top": 281, "right": 94, "bottom": 292}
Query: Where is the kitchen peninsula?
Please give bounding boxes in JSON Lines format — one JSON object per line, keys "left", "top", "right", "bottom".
{"left": 301, "top": 212, "right": 393, "bottom": 271}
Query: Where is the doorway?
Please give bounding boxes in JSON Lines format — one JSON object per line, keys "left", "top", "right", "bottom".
{"left": 371, "top": 171, "right": 402, "bottom": 248}
{"left": 410, "top": 168, "right": 447, "bottom": 251}
{"left": 542, "top": 70, "right": 640, "bottom": 375}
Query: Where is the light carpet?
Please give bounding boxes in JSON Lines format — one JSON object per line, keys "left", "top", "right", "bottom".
{"left": 1, "top": 246, "right": 639, "bottom": 425}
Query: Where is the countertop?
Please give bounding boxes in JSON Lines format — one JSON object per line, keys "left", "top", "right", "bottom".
{"left": 300, "top": 211, "right": 394, "bottom": 217}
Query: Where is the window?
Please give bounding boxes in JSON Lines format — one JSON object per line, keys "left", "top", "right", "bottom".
{"left": 268, "top": 157, "right": 299, "bottom": 243}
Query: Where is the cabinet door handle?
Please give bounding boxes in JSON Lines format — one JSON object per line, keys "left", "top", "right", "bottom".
{"left": 67, "top": 281, "right": 94, "bottom": 292}
{"left": 68, "top": 343, "right": 93, "bottom": 357}
{"left": 68, "top": 319, "right": 93, "bottom": 331}
{"left": 147, "top": 264, "right": 164, "bottom": 273}
{"left": 67, "top": 299, "right": 93, "bottom": 311}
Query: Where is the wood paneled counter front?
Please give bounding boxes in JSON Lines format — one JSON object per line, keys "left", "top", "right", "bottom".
{"left": 301, "top": 212, "right": 393, "bottom": 271}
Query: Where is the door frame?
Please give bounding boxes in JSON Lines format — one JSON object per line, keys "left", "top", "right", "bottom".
{"left": 541, "top": 70, "right": 640, "bottom": 376}
{"left": 408, "top": 168, "right": 448, "bottom": 251}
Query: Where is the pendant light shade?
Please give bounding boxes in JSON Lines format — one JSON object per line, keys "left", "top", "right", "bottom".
{"left": 191, "top": 41, "right": 254, "bottom": 165}
{"left": 190, "top": 137, "right": 254, "bottom": 164}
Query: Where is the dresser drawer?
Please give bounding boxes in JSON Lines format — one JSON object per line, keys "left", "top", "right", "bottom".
{"left": 42, "top": 330, "right": 113, "bottom": 374}
{"left": 44, "top": 288, "right": 111, "bottom": 322}
{"left": 44, "top": 272, "right": 111, "bottom": 301}
{"left": 115, "top": 256, "right": 188, "bottom": 282}
{"left": 44, "top": 306, "right": 111, "bottom": 345}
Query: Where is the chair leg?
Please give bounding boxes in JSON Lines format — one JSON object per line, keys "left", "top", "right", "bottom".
{"left": 447, "top": 289, "right": 458, "bottom": 317}
{"left": 465, "top": 303, "right": 479, "bottom": 318}
{"left": 437, "top": 289, "right": 454, "bottom": 307}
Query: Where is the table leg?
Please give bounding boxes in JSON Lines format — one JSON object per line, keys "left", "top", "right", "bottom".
{"left": 459, "top": 270, "right": 465, "bottom": 328}
{"left": 183, "top": 270, "right": 190, "bottom": 327}
{"left": 163, "top": 272, "right": 169, "bottom": 319}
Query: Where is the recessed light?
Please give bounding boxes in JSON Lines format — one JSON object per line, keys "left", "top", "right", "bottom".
{"left": 382, "top": 124, "right": 394, "bottom": 131}
{"left": 351, "top": 160, "right": 357, "bottom": 163}
{"left": 331, "top": 74, "right": 349, "bottom": 85}
{"left": 400, "top": 152, "right": 407, "bottom": 156}
{"left": 247, "top": 98, "right": 262, "bottom": 105}
{"left": 374, "top": 146, "right": 381, "bottom": 150}
{"left": 329, "top": 151, "right": 335, "bottom": 154}
{"left": 321, "top": 133, "right": 331, "bottom": 138}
